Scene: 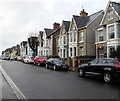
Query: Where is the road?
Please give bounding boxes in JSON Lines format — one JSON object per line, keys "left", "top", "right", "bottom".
{"left": 1, "top": 60, "right": 120, "bottom": 100}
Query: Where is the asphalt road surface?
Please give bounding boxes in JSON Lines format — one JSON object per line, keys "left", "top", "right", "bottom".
{"left": 1, "top": 60, "right": 120, "bottom": 100}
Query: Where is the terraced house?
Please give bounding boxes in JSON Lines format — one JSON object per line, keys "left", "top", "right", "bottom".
{"left": 20, "top": 41, "right": 27, "bottom": 56}
{"left": 58, "top": 20, "right": 70, "bottom": 58}
{"left": 96, "top": 1, "right": 120, "bottom": 58}
{"left": 68, "top": 9, "right": 104, "bottom": 58}
{"left": 38, "top": 23, "right": 60, "bottom": 56}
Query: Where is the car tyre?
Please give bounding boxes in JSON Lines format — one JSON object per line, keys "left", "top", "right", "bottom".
{"left": 34, "top": 61, "right": 36, "bottom": 65}
{"left": 53, "top": 65, "right": 57, "bottom": 71}
{"left": 37, "top": 62, "right": 40, "bottom": 66}
{"left": 104, "top": 72, "right": 112, "bottom": 83}
{"left": 46, "top": 64, "right": 49, "bottom": 69}
{"left": 78, "top": 68, "right": 85, "bottom": 77}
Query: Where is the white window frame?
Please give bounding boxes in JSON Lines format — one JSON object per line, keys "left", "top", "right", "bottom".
{"left": 63, "top": 35, "right": 66, "bottom": 45}
{"left": 98, "top": 30, "right": 104, "bottom": 42}
{"left": 107, "top": 23, "right": 117, "bottom": 40}
{"left": 73, "top": 32, "right": 77, "bottom": 42}
{"left": 79, "top": 32, "right": 84, "bottom": 42}
{"left": 108, "top": 25, "right": 115, "bottom": 39}
{"left": 108, "top": 10, "right": 113, "bottom": 21}
{"left": 70, "top": 33, "right": 72, "bottom": 42}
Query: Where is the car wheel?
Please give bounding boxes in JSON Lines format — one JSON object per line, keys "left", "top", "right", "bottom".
{"left": 27, "top": 60, "right": 29, "bottom": 63}
{"left": 104, "top": 72, "right": 112, "bottom": 83}
{"left": 53, "top": 65, "right": 57, "bottom": 71}
{"left": 46, "top": 64, "right": 49, "bottom": 69}
{"left": 78, "top": 68, "right": 85, "bottom": 77}
{"left": 34, "top": 61, "right": 36, "bottom": 65}
{"left": 37, "top": 62, "right": 40, "bottom": 66}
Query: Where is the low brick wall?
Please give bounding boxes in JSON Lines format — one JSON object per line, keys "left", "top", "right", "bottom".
{"left": 65, "top": 56, "right": 95, "bottom": 72}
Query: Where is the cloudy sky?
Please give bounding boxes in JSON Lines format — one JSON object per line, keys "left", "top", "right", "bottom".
{"left": 0, "top": 0, "right": 111, "bottom": 55}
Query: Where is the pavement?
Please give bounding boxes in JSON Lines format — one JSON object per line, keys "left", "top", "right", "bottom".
{"left": 0, "top": 60, "right": 18, "bottom": 100}
{"left": 1, "top": 73, "right": 18, "bottom": 100}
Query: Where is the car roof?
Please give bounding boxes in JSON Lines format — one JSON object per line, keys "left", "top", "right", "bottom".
{"left": 36, "top": 56, "right": 46, "bottom": 57}
{"left": 97, "top": 58, "right": 115, "bottom": 60}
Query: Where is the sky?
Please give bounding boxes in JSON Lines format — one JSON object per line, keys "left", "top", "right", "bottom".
{"left": 0, "top": 0, "right": 112, "bottom": 55}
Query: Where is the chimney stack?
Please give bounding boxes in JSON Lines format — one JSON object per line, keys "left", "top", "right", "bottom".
{"left": 80, "top": 9, "right": 88, "bottom": 17}
{"left": 53, "top": 22, "right": 60, "bottom": 30}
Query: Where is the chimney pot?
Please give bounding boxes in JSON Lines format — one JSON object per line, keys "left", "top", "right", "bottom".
{"left": 53, "top": 22, "right": 60, "bottom": 30}
{"left": 80, "top": 9, "right": 88, "bottom": 17}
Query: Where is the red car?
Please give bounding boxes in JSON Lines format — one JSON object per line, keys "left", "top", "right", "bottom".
{"left": 34, "top": 56, "right": 47, "bottom": 66}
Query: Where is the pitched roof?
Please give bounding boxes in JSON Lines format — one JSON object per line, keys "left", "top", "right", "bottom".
{"left": 73, "top": 10, "right": 103, "bottom": 29}
{"left": 44, "top": 28, "right": 54, "bottom": 38}
{"left": 63, "top": 21, "right": 70, "bottom": 32}
{"left": 111, "top": 1, "right": 120, "bottom": 17}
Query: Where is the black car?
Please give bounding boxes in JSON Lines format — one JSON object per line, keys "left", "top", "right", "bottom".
{"left": 78, "top": 58, "right": 120, "bottom": 83}
{"left": 46, "top": 58, "right": 69, "bottom": 71}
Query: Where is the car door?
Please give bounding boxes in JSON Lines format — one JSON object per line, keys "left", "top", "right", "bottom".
{"left": 47, "top": 59, "right": 53, "bottom": 68}
{"left": 93, "top": 59, "right": 108, "bottom": 75}
{"left": 85, "top": 59, "right": 99, "bottom": 74}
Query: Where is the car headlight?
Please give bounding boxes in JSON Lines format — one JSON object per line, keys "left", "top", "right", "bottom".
{"left": 56, "top": 64, "right": 61, "bottom": 66}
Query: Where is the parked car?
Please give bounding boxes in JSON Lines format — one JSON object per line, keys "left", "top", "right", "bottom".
{"left": 10, "top": 57, "right": 14, "bottom": 60}
{"left": 78, "top": 58, "right": 120, "bottom": 83}
{"left": 34, "top": 56, "right": 47, "bottom": 66}
{"left": 23, "top": 55, "right": 34, "bottom": 64}
{"left": 16, "top": 56, "right": 22, "bottom": 61}
{"left": 46, "top": 58, "right": 69, "bottom": 71}
{"left": 4, "top": 57, "right": 10, "bottom": 60}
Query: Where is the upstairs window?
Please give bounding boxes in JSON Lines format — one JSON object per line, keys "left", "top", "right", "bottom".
{"left": 70, "top": 33, "right": 72, "bottom": 42}
{"left": 46, "top": 40, "right": 48, "bottom": 46}
{"left": 80, "top": 32, "right": 83, "bottom": 42}
{"left": 63, "top": 36, "right": 66, "bottom": 45}
{"left": 108, "top": 25, "right": 115, "bottom": 39}
{"left": 60, "top": 37, "right": 62, "bottom": 45}
{"left": 98, "top": 30, "right": 103, "bottom": 41}
{"left": 74, "top": 32, "right": 77, "bottom": 42}
{"left": 108, "top": 10, "right": 113, "bottom": 20}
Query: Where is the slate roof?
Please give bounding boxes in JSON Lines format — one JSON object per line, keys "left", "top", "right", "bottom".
{"left": 73, "top": 10, "right": 103, "bottom": 29}
{"left": 63, "top": 21, "right": 70, "bottom": 32}
{"left": 44, "top": 28, "right": 54, "bottom": 38}
{"left": 111, "top": 1, "right": 120, "bottom": 17}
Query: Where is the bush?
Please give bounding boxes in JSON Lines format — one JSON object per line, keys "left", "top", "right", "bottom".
{"left": 47, "top": 55, "right": 60, "bottom": 59}
{"left": 109, "top": 46, "right": 120, "bottom": 58}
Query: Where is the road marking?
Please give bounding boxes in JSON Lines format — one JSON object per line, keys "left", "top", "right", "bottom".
{"left": 0, "top": 66, "right": 28, "bottom": 101}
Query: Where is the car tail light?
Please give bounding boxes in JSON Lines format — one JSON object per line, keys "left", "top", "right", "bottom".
{"left": 115, "top": 61, "right": 120, "bottom": 69}
{"left": 116, "top": 65, "right": 120, "bottom": 69}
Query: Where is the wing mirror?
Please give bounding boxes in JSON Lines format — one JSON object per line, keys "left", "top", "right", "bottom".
{"left": 88, "top": 62, "right": 91, "bottom": 65}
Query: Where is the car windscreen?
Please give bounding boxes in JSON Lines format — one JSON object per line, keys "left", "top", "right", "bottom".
{"left": 53, "top": 59, "right": 65, "bottom": 63}
{"left": 39, "top": 57, "right": 47, "bottom": 59}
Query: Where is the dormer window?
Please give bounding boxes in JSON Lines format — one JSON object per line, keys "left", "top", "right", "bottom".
{"left": 108, "top": 10, "right": 113, "bottom": 20}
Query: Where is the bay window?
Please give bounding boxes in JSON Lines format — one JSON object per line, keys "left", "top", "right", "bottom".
{"left": 80, "top": 32, "right": 83, "bottom": 42}
{"left": 108, "top": 25, "right": 115, "bottom": 39}
{"left": 98, "top": 30, "right": 103, "bottom": 41}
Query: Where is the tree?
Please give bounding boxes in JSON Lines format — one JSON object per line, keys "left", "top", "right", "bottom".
{"left": 109, "top": 46, "right": 120, "bottom": 58}
{"left": 28, "top": 36, "right": 39, "bottom": 57}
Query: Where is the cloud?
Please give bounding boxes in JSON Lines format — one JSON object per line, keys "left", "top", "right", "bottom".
{"left": 0, "top": 0, "right": 110, "bottom": 55}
